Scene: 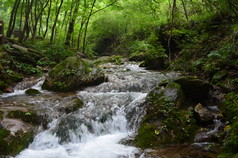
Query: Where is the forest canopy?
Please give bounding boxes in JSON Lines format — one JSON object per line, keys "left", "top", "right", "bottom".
{"left": 0, "top": 0, "right": 237, "bottom": 56}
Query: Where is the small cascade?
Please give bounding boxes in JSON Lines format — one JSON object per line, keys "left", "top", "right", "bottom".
{"left": 9, "top": 62, "right": 179, "bottom": 158}
{"left": 1, "top": 77, "right": 45, "bottom": 98}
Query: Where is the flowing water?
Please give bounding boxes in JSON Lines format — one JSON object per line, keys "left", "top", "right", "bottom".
{"left": 0, "top": 62, "right": 180, "bottom": 158}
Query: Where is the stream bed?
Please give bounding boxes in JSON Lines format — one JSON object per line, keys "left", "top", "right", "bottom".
{"left": 1, "top": 62, "right": 179, "bottom": 158}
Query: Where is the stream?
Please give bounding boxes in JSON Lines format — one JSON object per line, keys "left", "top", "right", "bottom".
{"left": 0, "top": 62, "right": 179, "bottom": 158}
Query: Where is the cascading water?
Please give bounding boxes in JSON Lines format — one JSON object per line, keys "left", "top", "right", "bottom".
{"left": 1, "top": 62, "right": 179, "bottom": 158}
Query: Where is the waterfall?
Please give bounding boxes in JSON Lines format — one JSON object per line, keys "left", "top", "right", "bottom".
{"left": 5, "top": 62, "right": 179, "bottom": 158}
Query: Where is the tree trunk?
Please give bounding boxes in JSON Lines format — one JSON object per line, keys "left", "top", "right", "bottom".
{"left": 0, "top": 20, "right": 4, "bottom": 44}
{"left": 32, "top": 0, "right": 50, "bottom": 38}
{"left": 19, "top": 0, "right": 34, "bottom": 42}
{"left": 6, "top": 0, "right": 21, "bottom": 38}
{"left": 44, "top": 0, "right": 52, "bottom": 38}
{"left": 168, "top": 0, "right": 176, "bottom": 61}
{"left": 50, "top": 0, "right": 64, "bottom": 43}
{"left": 82, "top": 0, "right": 97, "bottom": 54}
{"left": 181, "top": 0, "right": 189, "bottom": 20}
{"left": 65, "top": 0, "right": 80, "bottom": 47}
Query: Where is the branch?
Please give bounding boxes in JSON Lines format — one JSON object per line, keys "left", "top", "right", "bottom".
{"left": 92, "top": 0, "right": 117, "bottom": 15}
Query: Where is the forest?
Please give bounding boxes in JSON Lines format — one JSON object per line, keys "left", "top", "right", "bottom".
{"left": 0, "top": 0, "right": 238, "bottom": 157}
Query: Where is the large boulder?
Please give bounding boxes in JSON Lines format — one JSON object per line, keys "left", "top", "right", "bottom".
{"left": 174, "top": 76, "right": 212, "bottom": 102}
{"left": 134, "top": 82, "right": 197, "bottom": 149}
{"left": 42, "top": 56, "right": 106, "bottom": 92}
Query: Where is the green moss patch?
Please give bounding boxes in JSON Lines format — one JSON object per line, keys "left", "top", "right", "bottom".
{"left": 7, "top": 110, "right": 41, "bottom": 125}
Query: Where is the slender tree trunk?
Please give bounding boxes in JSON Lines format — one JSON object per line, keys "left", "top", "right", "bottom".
{"left": 77, "top": 19, "right": 85, "bottom": 50}
{"left": 50, "top": 0, "right": 64, "bottom": 43}
{"left": 19, "top": 0, "right": 34, "bottom": 42}
{"left": 19, "top": 0, "right": 25, "bottom": 31}
{"left": 168, "top": 0, "right": 176, "bottom": 61}
{"left": 81, "top": 0, "right": 117, "bottom": 53}
{"left": 82, "top": 0, "right": 97, "bottom": 54}
{"left": 6, "top": 0, "right": 21, "bottom": 37}
{"left": 32, "top": 0, "right": 50, "bottom": 38}
{"left": 181, "top": 0, "right": 189, "bottom": 20}
{"left": 44, "top": 0, "right": 52, "bottom": 38}
{"left": 65, "top": 0, "right": 80, "bottom": 47}
{"left": 0, "top": 20, "right": 4, "bottom": 44}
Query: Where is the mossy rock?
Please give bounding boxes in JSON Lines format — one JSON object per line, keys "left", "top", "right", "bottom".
{"left": 59, "top": 97, "right": 84, "bottom": 114}
{"left": 42, "top": 56, "right": 106, "bottom": 92}
{"left": 219, "top": 92, "right": 238, "bottom": 157}
{"left": 0, "top": 128, "right": 10, "bottom": 154}
{"left": 134, "top": 82, "right": 197, "bottom": 149}
{"left": 7, "top": 110, "right": 41, "bottom": 125}
{"left": 0, "top": 128, "right": 34, "bottom": 156}
{"left": 25, "top": 88, "right": 41, "bottom": 95}
{"left": 174, "top": 76, "right": 212, "bottom": 102}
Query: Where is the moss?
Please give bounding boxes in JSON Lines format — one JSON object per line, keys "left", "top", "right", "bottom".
{"left": 7, "top": 110, "right": 41, "bottom": 125}
{"left": 134, "top": 82, "right": 197, "bottom": 149}
{"left": 0, "top": 130, "right": 34, "bottom": 156}
{"left": 0, "top": 129, "right": 10, "bottom": 155}
{"left": 0, "top": 129, "right": 10, "bottom": 139}
{"left": 221, "top": 92, "right": 238, "bottom": 122}
{"left": 25, "top": 88, "right": 41, "bottom": 95}
{"left": 219, "top": 92, "right": 238, "bottom": 157}
{"left": 134, "top": 124, "right": 158, "bottom": 149}
{"left": 8, "top": 130, "right": 34, "bottom": 155}
{"left": 42, "top": 56, "right": 106, "bottom": 92}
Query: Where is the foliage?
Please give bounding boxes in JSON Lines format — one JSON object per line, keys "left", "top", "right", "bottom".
{"left": 219, "top": 92, "right": 238, "bottom": 157}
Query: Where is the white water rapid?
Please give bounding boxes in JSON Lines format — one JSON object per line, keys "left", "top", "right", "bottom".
{"left": 2, "top": 62, "right": 179, "bottom": 158}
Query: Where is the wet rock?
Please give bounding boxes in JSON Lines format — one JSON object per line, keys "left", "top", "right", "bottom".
{"left": 0, "top": 118, "right": 34, "bottom": 156}
{"left": 194, "top": 103, "right": 214, "bottom": 124}
{"left": 3, "top": 87, "right": 14, "bottom": 93}
{"left": 164, "top": 82, "right": 185, "bottom": 108}
{"left": 141, "top": 145, "right": 218, "bottom": 158}
{"left": 25, "top": 88, "right": 41, "bottom": 95}
{"left": 174, "top": 76, "right": 212, "bottom": 102}
{"left": 134, "top": 82, "right": 197, "bottom": 149}
{"left": 7, "top": 110, "right": 42, "bottom": 125}
{"left": 42, "top": 56, "right": 106, "bottom": 92}
{"left": 59, "top": 97, "right": 84, "bottom": 114}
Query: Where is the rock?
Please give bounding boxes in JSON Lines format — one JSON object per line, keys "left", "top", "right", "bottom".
{"left": 194, "top": 103, "right": 213, "bottom": 124}
{"left": 25, "top": 88, "right": 41, "bottom": 95}
{"left": 174, "top": 76, "right": 212, "bottom": 102}
{"left": 42, "top": 56, "right": 106, "bottom": 92}
{"left": 0, "top": 118, "right": 34, "bottom": 156}
{"left": 9, "top": 44, "right": 44, "bottom": 66}
{"left": 7, "top": 110, "right": 41, "bottom": 125}
{"left": 59, "top": 96, "right": 84, "bottom": 114}
{"left": 164, "top": 82, "right": 185, "bottom": 108}
{"left": 3, "top": 87, "right": 14, "bottom": 93}
{"left": 134, "top": 81, "right": 197, "bottom": 149}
